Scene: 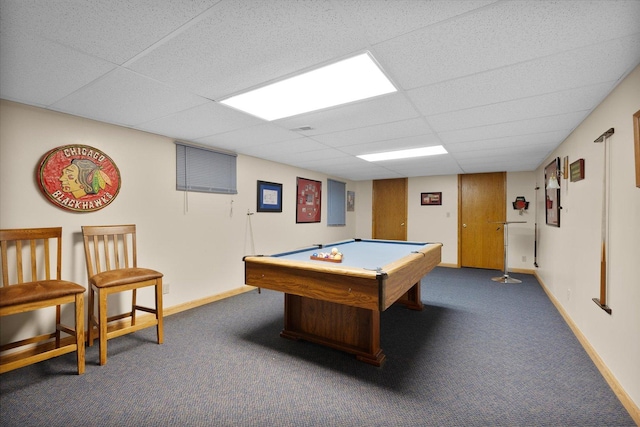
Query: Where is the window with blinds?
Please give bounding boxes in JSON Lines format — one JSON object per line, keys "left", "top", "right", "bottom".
{"left": 176, "top": 142, "right": 237, "bottom": 194}
{"left": 327, "top": 178, "right": 346, "bottom": 226}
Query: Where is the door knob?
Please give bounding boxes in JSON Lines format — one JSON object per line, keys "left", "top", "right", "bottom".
{"left": 401, "top": 223, "right": 405, "bottom": 226}
{"left": 463, "top": 224, "right": 467, "bottom": 228}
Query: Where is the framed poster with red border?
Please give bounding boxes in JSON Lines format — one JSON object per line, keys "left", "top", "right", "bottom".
{"left": 37, "top": 144, "right": 121, "bottom": 212}
{"left": 296, "top": 177, "right": 321, "bottom": 223}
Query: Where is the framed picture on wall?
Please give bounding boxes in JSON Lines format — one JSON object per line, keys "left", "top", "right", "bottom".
{"left": 421, "top": 192, "right": 442, "bottom": 206}
{"left": 296, "top": 177, "right": 321, "bottom": 223}
{"left": 347, "top": 191, "right": 355, "bottom": 212}
{"left": 257, "top": 180, "right": 282, "bottom": 212}
{"left": 545, "top": 158, "right": 561, "bottom": 227}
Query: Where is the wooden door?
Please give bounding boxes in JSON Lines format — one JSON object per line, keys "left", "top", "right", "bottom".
{"left": 372, "top": 178, "right": 407, "bottom": 240}
{"left": 459, "top": 172, "right": 505, "bottom": 269}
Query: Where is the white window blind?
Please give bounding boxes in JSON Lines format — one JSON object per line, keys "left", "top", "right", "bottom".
{"left": 327, "top": 179, "right": 346, "bottom": 226}
{"left": 176, "top": 142, "right": 237, "bottom": 194}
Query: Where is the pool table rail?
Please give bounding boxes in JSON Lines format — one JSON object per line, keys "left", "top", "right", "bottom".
{"left": 381, "top": 243, "right": 441, "bottom": 310}
{"left": 244, "top": 256, "right": 383, "bottom": 311}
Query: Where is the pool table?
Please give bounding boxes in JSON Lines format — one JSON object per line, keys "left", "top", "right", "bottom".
{"left": 243, "top": 239, "right": 442, "bottom": 366}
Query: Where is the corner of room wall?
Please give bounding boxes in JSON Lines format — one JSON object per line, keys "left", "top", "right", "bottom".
{"left": 533, "top": 65, "right": 640, "bottom": 411}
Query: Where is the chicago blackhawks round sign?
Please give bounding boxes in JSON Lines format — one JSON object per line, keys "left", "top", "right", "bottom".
{"left": 37, "top": 145, "right": 121, "bottom": 212}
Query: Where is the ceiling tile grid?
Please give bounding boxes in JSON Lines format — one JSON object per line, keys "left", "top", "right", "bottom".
{"left": 50, "top": 68, "right": 210, "bottom": 127}
{"left": 1, "top": 0, "right": 639, "bottom": 181}
{"left": 0, "top": 30, "right": 117, "bottom": 106}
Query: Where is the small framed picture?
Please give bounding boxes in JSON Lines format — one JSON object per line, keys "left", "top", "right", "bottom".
{"left": 570, "top": 159, "right": 585, "bottom": 182}
{"left": 257, "top": 181, "right": 282, "bottom": 212}
{"left": 421, "top": 192, "right": 442, "bottom": 206}
{"left": 347, "top": 191, "right": 355, "bottom": 212}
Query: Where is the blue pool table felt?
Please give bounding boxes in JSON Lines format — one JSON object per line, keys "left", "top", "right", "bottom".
{"left": 272, "top": 239, "right": 433, "bottom": 272}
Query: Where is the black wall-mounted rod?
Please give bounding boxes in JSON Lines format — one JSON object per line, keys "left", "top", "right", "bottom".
{"left": 594, "top": 128, "right": 614, "bottom": 143}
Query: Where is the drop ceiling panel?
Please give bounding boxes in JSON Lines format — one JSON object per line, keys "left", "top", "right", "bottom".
{"left": 309, "top": 118, "right": 433, "bottom": 148}
{"left": 375, "top": 0, "right": 640, "bottom": 90}
{"left": 459, "top": 146, "right": 548, "bottom": 162}
{"left": 299, "top": 156, "right": 372, "bottom": 171}
{"left": 335, "top": 168, "right": 404, "bottom": 181}
{"left": 426, "top": 82, "right": 615, "bottom": 133}
{"left": 239, "top": 138, "right": 331, "bottom": 160}
{"left": 0, "top": 0, "right": 220, "bottom": 65}
{"left": 195, "top": 123, "right": 303, "bottom": 152}
{"left": 128, "top": 0, "right": 368, "bottom": 99}
{"left": 446, "top": 131, "right": 569, "bottom": 154}
{"left": 381, "top": 156, "right": 465, "bottom": 177}
{"left": 339, "top": 134, "right": 443, "bottom": 156}
{"left": 336, "top": 0, "right": 497, "bottom": 45}
{"left": 0, "top": 31, "right": 116, "bottom": 106}
{"left": 51, "top": 68, "right": 208, "bottom": 127}
{"left": 408, "top": 34, "right": 640, "bottom": 117}
{"left": 135, "top": 101, "right": 264, "bottom": 140}
{"left": 285, "top": 148, "right": 355, "bottom": 164}
{"left": 439, "top": 112, "right": 590, "bottom": 145}
{"left": 275, "top": 93, "right": 420, "bottom": 135}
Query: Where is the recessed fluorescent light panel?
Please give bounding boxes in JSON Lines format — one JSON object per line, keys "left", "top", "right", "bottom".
{"left": 357, "top": 146, "right": 448, "bottom": 162}
{"left": 219, "top": 52, "right": 396, "bottom": 121}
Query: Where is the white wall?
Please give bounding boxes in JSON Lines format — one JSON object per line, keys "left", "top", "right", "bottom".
{"left": 0, "top": 100, "right": 356, "bottom": 338}
{"left": 506, "top": 171, "right": 537, "bottom": 270}
{"left": 535, "top": 65, "right": 640, "bottom": 408}
{"left": 408, "top": 175, "right": 459, "bottom": 265}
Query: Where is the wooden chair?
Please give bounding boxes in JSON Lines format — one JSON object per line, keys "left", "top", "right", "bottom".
{"left": 0, "top": 227, "right": 85, "bottom": 374}
{"left": 81, "top": 224, "right": 163, "bottom": 365}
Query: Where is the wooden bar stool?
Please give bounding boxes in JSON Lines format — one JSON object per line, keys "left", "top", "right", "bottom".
{"left": 81, "top": 224, "right": 163, "bottom": 366}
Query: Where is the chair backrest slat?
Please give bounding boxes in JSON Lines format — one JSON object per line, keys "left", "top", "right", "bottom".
{"left": 130, "top": 232, "right": 136, "bottom": 268}
{"left": 0, "top": 227, "right": 62, "bottom": 287}
{"left": 15, "top": 240, "right": 24, "bottom": 283}
{"left": 1, "top": 241, "right": 9, "bottom": 287}
{"left": 113, "top": 234, "right": 120, "bottom": 270}
{"left": 102, "top": 235, "right": 111, "bottom": 271}
{"left": 30, "top": 239, "right": 38, "bottom": 281}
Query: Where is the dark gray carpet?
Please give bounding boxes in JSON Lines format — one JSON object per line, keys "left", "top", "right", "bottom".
{"left": 0, "top": 267, "right": 635, "bottom": 426}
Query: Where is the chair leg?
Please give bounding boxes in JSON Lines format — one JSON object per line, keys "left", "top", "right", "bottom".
{"left": 156, "top": 278, "right": 164, "bottom": 345}
{"left": 131, "top": 288, "right": 137, "bottom": 326}
{"left": 88, "top": 286, "right": 95, "bottom": 347}
{"left": 75, "top": 293, "right": 85, "bottom": 375}
{"left": 98, "top": 290, "right": 108, "bottom": 366}
{"left": 55, "top": 305, "right": 62, "bottom": 348}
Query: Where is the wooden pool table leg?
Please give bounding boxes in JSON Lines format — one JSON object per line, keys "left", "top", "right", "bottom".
{"left": 281, "top": 294, "right": 386, "bottom": 366}
{"left": 395, "top": 282, "right": 424, "bottom": 311}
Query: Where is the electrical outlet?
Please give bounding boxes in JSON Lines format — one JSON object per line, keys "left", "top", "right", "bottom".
{"left": 522, "top": 256, "right": 526, "bottom": 262}
{"left": 567, "top": 289, "right": 571, "bottom": 301}
{"left": 163, "top": 283, "right": 170, "bottom": 294}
